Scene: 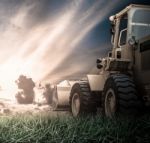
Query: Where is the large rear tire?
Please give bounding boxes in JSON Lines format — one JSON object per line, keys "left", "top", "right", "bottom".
{"left": 103, "top": 74, "right": 142, "bottom": 117}
{"left": 70, "top": 82, "right": 97, "bottom": 117}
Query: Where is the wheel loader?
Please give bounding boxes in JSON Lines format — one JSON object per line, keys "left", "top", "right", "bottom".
{"left": 52, "top": 4, "right": 150, "bottom": 117}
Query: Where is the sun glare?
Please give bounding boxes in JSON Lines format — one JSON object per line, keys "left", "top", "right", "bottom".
{"left": 0, "top": 59, "right": 31, "bottom": 101}
{"left": 0, "top": 0, "right": 119, "bottom": 102}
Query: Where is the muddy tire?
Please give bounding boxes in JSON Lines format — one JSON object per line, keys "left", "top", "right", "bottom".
{"left": 70, "top": 82, "right": 97, "bottom": 117}
{"left": 103, "top": 74, "right": 142, "bottom": 117}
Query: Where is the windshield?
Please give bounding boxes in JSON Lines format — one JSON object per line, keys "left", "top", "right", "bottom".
{"left": 131, "top": 9, "right": 150, "bottom": 40}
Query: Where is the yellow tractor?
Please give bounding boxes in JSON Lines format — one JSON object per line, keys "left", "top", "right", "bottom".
{"left": 52, "top": 4, "right": 150, "bottom": 117}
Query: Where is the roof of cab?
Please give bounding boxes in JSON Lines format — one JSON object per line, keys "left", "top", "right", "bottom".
{"left": 115, "top": 4, "right": 150, "bottom": 18}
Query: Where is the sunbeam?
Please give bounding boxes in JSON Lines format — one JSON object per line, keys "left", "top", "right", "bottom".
{"left": 0, "top": 0, "right": 120, "bottom": 100}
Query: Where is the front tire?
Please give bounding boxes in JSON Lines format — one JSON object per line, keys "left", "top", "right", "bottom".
{"left": 70, "top": 82, "right": 97, "bottom": 117}
{"left": 103, "top": 74, "right": 142, "bottom": 117}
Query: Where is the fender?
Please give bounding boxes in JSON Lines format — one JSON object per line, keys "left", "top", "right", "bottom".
{"left": 87, "top": 73, "right": 109, "bottom": 91}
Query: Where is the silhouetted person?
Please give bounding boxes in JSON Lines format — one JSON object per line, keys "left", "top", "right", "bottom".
{"left": 15, "top": 75, "right": 35, "bottom": 104}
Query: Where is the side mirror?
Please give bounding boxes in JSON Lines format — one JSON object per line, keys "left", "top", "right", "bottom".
{"left": 96, "top": 59, "right": 103, "bottom": 69}
{"left": 109, "top": 15, "right": 115, "bottom": 35}
{"left": 110, "top": 23, "right": 115, "bottom": 35}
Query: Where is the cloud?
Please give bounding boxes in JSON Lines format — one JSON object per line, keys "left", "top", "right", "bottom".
{"left": 0, "top": 0, "right": 121, "bottom": 89}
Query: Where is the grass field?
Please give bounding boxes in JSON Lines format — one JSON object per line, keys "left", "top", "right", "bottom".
{"left": 0, "top": 113, "right": 150, "bottom": 143}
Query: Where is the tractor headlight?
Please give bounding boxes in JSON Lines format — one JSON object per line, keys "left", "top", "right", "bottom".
{"left": 109, "top": 15, "right": 115, "bottom": 22}
{"left": 96, "top": 58, "right": 103, "bottom": 69}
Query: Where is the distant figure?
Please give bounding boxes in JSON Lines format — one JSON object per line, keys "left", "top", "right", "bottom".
{"left": 15, "top": 75, "right": 35, "bottom": 104}
{"left": 43, "top": 83, "right": 53, "bottom": 104}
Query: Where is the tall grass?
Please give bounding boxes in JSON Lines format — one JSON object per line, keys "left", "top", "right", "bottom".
{"left": 0, "top": 113, "right": 149, "bottom": 143}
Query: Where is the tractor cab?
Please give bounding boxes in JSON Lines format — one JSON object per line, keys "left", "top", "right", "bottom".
{"left": 53, "top": 4, "right": 150, "bottom": 117}
{"left": 110, "top": 4, "right": 150, "bottom": 60}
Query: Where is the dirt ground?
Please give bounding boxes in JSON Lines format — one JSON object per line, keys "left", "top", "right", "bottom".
{"left": 0, "top": 86, "right": 60, "bottom": 116}
{"left": 0, "top": 98, "right": 69, "bottom": 116}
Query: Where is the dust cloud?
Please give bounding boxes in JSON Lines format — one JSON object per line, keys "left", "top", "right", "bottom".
{"left": 0, "top": 0, "right": 120, "bottom": 100}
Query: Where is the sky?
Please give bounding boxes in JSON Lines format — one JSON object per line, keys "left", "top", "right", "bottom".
{"left": 0, "top": 0, "right": 149, "bottom": 88}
